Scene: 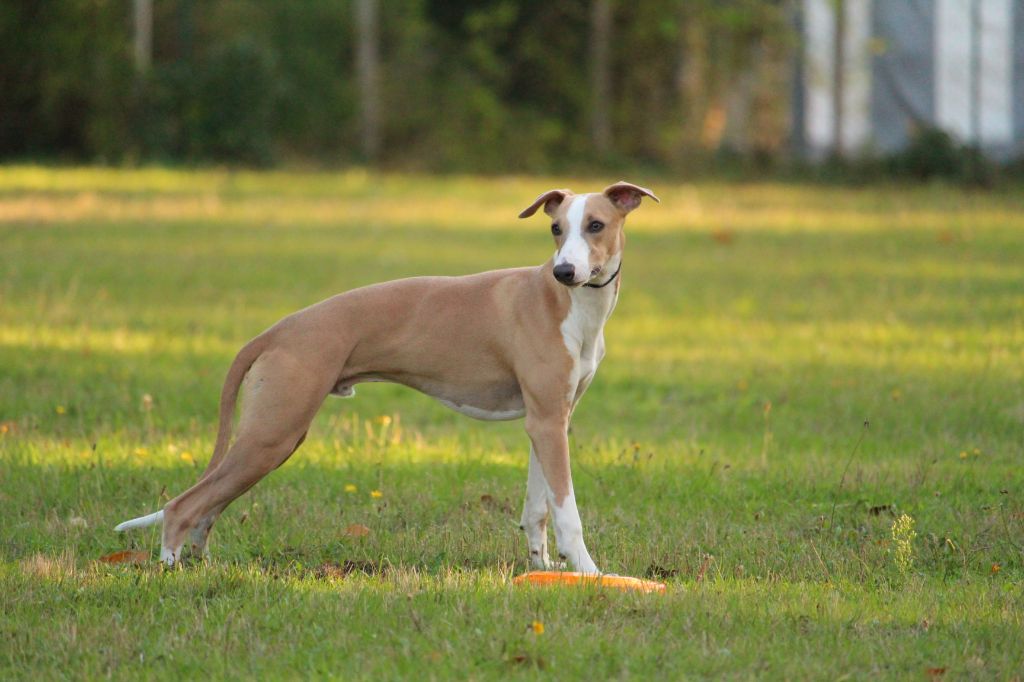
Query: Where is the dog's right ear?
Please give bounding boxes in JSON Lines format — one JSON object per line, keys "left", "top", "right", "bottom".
{"left": 518, "top": 189, "right": 572, "bottom": 219}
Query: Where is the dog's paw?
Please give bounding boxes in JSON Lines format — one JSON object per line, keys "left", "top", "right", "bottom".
{"left": 532, "top": 557, "right": 567, "bottom": 571}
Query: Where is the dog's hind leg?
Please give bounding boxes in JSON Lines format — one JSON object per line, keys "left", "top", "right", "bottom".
{"left": 183, "top": 430, "right": 309, "bottom": 561}
{"left": 159, "top": 350, "right": 331, "bottom": 565}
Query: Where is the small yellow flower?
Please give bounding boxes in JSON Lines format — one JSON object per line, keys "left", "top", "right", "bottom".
{"left": 531, "top": 620, "right": 544, "bottom": 635}
{"left": 55, "top": 405, "right": 67, "bottom": 415}
{"left": 0, "top": 424, "right": 8, "bottom": 434}
{"left": 180, "top": 452, "right": 194, "bottom": 464}
{"left": 959, "top": 451, "right": 968, "bottom": 459}
{"left": 991, "top": 563, "right": 1001, "bottom": 574}
{"left": 344, "top": 484, "right": 357, "bottom": 493}
{"left": 376, "top": 415, "right": 392, "bottom": 426}
{"left": 134, "top": 447, "right": 148, "bottom": 457}
{"left": 973, "top": 448, "right": 981, "bottom": 456}
{"left": 370, "top": 489, "right": 383, "bottom": 499}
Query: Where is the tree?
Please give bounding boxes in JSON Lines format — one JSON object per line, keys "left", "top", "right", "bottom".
{"left": 133, "top": 0, "right": 152, "bottom": 73}
{"left": 589, "top": 0, "right": 612, "bottom": 156}
{"left": 354, "top": 0, "right": 380, "bottom": 163}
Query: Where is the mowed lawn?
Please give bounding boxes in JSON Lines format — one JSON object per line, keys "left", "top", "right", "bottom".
{"left": 1, "top": 167, "right": 1022, "bottom": 678}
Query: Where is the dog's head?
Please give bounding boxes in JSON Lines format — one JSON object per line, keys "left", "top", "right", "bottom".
{"left": 518, "top": 181, "right": 659, "bottom": 287}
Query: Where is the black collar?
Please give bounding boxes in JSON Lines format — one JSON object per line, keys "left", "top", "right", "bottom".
{"left": 583, "top": 261, "right": 622, "bottom": 289}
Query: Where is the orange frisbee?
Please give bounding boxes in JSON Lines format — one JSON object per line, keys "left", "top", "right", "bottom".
{"left": 513, "top": 571, "right": 666, "bottom": 594}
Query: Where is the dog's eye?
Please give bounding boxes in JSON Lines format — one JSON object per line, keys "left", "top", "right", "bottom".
{"left": 587, "top": 220, "right": 605, "bottom": 233}
{"left": 551, "top": 223, "right": 562, "bottom": 236}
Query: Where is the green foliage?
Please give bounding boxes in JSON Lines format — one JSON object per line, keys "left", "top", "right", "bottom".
{"left": 887, "top": 127, "right": 997, "bottom": 186}
{"left": 0, "top": 0, "right": 797, "bottom": 170}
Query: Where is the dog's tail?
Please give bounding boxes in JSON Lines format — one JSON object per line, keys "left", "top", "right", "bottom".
{"left": 114, "top": 334, "right": 269, "bottom": 533}
{"left": 114, "top": 509, "right": 164, "bottom": 532}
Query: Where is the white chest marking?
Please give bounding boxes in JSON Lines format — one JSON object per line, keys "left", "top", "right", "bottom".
{"left": 559, "top": 272, "right": 618, "bottom": 404}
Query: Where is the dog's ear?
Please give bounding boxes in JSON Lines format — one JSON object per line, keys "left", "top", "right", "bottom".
{"left": 602, "top": 181, "right": 660, "bottom": 214}
{"left": 518, "top": 189, "right": 572, "bottom": 219}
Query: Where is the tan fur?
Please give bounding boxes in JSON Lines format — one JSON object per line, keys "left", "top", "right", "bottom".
{"left": 139, "top": 182, "right": 657, "bottom": 567}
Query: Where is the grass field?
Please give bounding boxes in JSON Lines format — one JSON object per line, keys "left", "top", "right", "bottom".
{"left": 1, "top": 166, "right": 1022, "bottom": 678}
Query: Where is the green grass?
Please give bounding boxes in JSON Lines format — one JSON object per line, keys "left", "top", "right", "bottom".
{"left": 1, "top": 166, "right": 1022, "bottom": 679}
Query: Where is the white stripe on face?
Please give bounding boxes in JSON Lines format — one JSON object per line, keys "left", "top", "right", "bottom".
{"left": 556, "top": 194, "right": 591, "bottom": 284}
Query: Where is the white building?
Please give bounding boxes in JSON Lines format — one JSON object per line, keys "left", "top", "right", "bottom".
{"left": 795, "top": 0, "right": 1024, "bottom": 159}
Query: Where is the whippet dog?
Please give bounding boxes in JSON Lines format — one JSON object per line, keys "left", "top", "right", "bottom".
{"left": 115, "top": 181, "right": 659, "bottom": 571}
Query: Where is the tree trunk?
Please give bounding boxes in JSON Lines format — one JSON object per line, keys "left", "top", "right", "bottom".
{"left": 355, "top": 0, "right": 381, "bottom": 162}
{"left": 133, "top": 0, "right": 152, "bottom": 74}
{"left": 676, "top": 8, "right": 708, "bottom": 155}
{"left": 589, "top": 0, "right": 612, "bottom": 157}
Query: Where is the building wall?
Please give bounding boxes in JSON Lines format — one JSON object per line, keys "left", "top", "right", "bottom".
{"left": 800, "top": 0, "right": 1024, "bottom": 159}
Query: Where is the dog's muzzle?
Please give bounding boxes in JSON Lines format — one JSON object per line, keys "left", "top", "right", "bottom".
{"left": 553, "top": 263, "right": 576, "bottom": 285}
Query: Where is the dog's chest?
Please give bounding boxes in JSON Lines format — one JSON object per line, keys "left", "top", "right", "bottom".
{"left": 560, "top": 289, "right": 616, "bottom": 403}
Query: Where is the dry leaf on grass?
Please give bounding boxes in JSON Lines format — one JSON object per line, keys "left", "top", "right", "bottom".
{"left": 710, "top": 229, "right": 735, "bottom": 245}
{"left": 99, "top": 550, "right": 149, "bottom": 565}
{"left": 344, "top": 523, "right": 371, "bottom": 538}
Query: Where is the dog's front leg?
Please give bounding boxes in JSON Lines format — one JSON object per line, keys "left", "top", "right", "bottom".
{"left": 520, "top": 445, "right": 563, "bottom": 569}
{"left": 524, "top": 414, "right": 599, "bottom": 574}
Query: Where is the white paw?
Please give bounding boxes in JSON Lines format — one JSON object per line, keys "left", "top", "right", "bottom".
{"left": 159, "top": 546, "right": 179, "bottom": 567}
{"left": 538, "top": 557, "right": 567, "bottom": 571}
{"left": 528, "top": 548, "right": 566, "bottom": 570}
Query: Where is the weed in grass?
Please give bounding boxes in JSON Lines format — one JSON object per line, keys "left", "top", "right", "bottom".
{"left": 891, "top": 514, "right": 918, "bottom": 577}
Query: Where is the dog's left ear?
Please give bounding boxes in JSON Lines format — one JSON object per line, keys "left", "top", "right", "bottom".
{"left": 603, "top": 181, "right": 660, "bottom": 214}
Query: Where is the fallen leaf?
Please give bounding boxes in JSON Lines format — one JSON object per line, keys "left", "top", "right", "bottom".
{"left": 99, "top": 550, "right": 149, "bottom": 565}
{"left": 344, "top": 523, "right": 371, "bottom": 538}
{"left": 925, "top": 667, "right": 946, "bottom": 678}
{"left": 509, "top": 653, "right": 545, "bottom": 669}
{"left": 711, "top": 229, "right": 735, "bottom": 245}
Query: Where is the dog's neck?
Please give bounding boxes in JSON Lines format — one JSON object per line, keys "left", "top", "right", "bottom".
{"left": 555, "top": 252, "right": 621, "bottom": 351}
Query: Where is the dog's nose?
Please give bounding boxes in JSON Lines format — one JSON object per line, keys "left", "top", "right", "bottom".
{"left": 553, "top": 263, "right": 576, "bottom": 284}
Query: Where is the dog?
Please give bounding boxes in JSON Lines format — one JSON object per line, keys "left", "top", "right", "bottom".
{"left": 115, "top": 181, "right": 659, "bottom": 571}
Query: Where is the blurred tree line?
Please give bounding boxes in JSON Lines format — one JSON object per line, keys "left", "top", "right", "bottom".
{"left": 0, "top": 0, "right": 794, "bottom": 172}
